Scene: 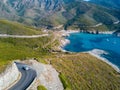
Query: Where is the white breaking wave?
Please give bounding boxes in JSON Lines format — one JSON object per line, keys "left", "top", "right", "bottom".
{"left": 88, "top": 49, "right": 120, "bottom": 73}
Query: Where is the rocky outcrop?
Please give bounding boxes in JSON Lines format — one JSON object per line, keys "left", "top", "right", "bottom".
{"left": 6, "top": 0, "right": 62, "bottom": 13}
{"left": 0, "top": 62, "right": 20, "bottom": 90}
{"left": 23, "top": 60, "right": 64, "bottom": 90}
{"left": 113, "top": 30, "right": 120, "bottom": 36}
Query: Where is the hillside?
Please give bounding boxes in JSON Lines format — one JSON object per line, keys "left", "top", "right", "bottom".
{"left": 0, "top": 23, "right": 59, "bottom": 73}
{"left": 0, "top": 0, "right": 63, "bottom": 27}
{"left": 0, "top": 32, "right": 58, "bottom": 73}
{"left": 0, "top": 0, "right": 120, "bottom": 31}
{"left": 0, "top": 0, "right": 17, "bottom": 20}
{"left": 0, "top": 31, "right": 120, "bottom": 90}
{"left": 0, "top": 21, "right": 120, "bottom": 89}
{"left": 0, "top": 1, "right": 120, "bottom": 90}
{"left": 0, "top": 20, "right": 42, "bottom": 35}
{"left": 51, "top": 53, "right": 120, "bottom": 90}
{"left": 63, "top": 1, "right": 120, "bottom": 30}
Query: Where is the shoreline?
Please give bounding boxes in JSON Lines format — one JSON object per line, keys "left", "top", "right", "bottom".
{"left": 59, "top": 30, "right": 80, "bottom": 36}
{"left": 59, "top": 30, "right": 120, "bottom": 73}
{"left": 98, "top": 31, "right": 114, "bottom": 34}
{"left": 88, "top": 49, "right": 120, "bottom": 73}
{"left": 59, "top": 30, "right": 79, "bottom": 52}
{"left": 59, "top": 30, "right": 114, "bottom": 50}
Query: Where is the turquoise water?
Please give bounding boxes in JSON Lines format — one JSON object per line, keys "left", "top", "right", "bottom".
{"left": 63, "top": 33, "right": 120, "bottom": 68}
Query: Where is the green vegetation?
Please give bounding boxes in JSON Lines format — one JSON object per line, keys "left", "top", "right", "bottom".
{"left": 0, "top": 0, "right": 120, "bottom": 89}
{"left": 63, "top": 1, "right": 120, "bottom": 31}
{"left": 0, "top": 24, "right": 120, "bottom": 90}
{"left": 59, "top": 73, "right": 72, "bottom": 90}
{"left": 1, "top": 0, "right": 120, "bottom": 31}
{"left": 0, "top": 34, "right": 58, "bottom": 73}
{"left": 0, "top": 37, "right": 51, "bottom": 60}
{"left": 0, "top": 20, "right": 42, "bottom": 35}
{"left": 37, "top": 85, "right": 47, "bottom": 90}
{"left": 50, "top": 53, "right": 120, "bottom": 90}
{"left": 36, "top": 58, "right": 48, "bottom": 64}
{"left": 0, "top": 20, "right": 120, "bottom": 90}
{"left": 0, "top": 29, "right": 120, "bottom": 90}
{"left": 0, "top": 60, "right": 11, "bottom": 74}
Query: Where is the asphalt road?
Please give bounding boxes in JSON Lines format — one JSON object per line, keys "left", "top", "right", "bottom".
{"left": 9, "top": 62, "right": 37, "bottom": 90}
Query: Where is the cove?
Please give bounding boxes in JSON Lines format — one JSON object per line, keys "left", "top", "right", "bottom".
{"left": 63, "top": 33, "right": 120, "bottom": 68}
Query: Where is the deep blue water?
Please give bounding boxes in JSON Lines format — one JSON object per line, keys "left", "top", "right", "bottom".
{"left": 63, "top": 33, "right": 120, "bottom": 68}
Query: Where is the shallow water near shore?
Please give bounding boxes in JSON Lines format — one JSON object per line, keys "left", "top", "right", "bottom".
{"left": 63, "top": 33, "right": 120, "bottom": 69}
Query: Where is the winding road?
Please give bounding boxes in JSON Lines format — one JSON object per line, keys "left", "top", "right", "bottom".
{"left": 0, "top": 34, "right": 47, "bottom": 90}
{"left": 0, "top": 34, "right": 48, "bottom": 38}
{"left": 9, "top": 62, "right": 37, "bottom": 90}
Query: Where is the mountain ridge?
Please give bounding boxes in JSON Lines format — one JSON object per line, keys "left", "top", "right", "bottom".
{"left": 0, "top": 0, "right": 120, "bottom": 31}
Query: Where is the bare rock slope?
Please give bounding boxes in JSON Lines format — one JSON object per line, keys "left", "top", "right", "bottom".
{"left": 23, "top": 60, "right": 64, "bottom": 90}
{"left": 0, "top": 62, "right": 20, "bottom": 90}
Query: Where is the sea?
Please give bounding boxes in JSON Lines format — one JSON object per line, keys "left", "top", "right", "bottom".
{"left": 63, "top": 33, "right": 120, "bottom": 69}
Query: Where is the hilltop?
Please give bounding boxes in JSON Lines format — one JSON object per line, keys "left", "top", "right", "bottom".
{"left": 0, "top": 0, "right": 120, "bottom": 31}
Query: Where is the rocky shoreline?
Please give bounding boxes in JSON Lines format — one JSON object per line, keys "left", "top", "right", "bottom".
{"left": 59, "top": 30, "right": 120, "bottom": 73}
{"left": 88, "top": 49, "right": 120, "bottom": 73}
{"left": 59, "top": 30, "right": 114, "bottom": 51}
{"left": 60, "top": 30, "right": 79, "bottom": 45}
